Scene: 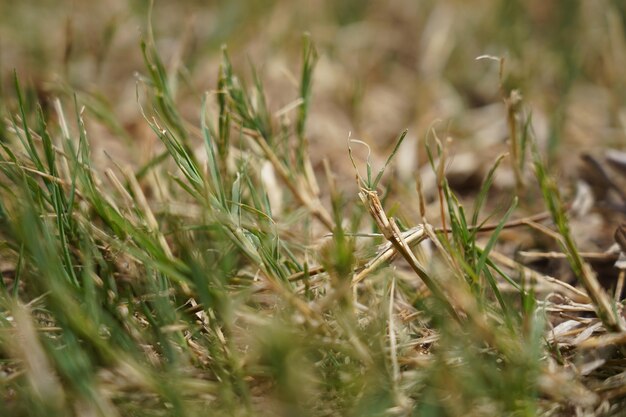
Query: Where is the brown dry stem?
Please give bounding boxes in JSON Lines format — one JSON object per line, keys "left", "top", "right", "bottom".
{"left": 357, "top": 188, "right": 461, "bottom": 323}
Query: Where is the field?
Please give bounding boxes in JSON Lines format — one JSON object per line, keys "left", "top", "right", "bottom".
{"left": 1, "top": 1, "right": 626, "bottom": 416}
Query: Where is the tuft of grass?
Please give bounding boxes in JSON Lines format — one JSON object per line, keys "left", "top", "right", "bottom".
{"left": 1, "top": 13, "right": 625, "bottom": 417}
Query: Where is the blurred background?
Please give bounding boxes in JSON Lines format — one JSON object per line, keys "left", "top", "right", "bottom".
{"left": 1, "top": 0, "right": 625, "bottom": 185}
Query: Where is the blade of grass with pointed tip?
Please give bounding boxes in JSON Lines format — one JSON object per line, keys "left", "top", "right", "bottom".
{"left": 202, "top": 94, "right": 227, "bottom": 206}
{"left": 373, "top": 129, "right": 408, "bottom": 190}
{"left": 471, "top": 153, "right": 506, "bottom": 228}
{"left": 476, "top": 197, "right": 517, "bottom": 277}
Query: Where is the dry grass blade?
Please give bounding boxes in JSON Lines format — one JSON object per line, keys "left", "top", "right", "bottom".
{"left": 358, "top": 188, "right": 461, "bottom": 323}
{"left": 241, "top": 126, "right": 334, "bottom": 231}
{"left": 351, "top": 208, "right": 554, "bottom": 286}
{"left": 535, "top": 150, "right": 626, "bottom": 333}
{"left": 351, "top": 225, "right": 426, "bottom": 285}
{"left": 488, "top": 250, "right": 590, "bottom": 301}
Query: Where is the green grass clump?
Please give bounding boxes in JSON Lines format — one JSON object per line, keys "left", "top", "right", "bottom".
{"left": 0, "top": 15, "right": 625, "bottom": 417}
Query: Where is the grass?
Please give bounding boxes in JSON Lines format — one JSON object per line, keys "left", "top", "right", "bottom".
{"left": 1, "top": 2, "right": 626, "bottom": 416}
